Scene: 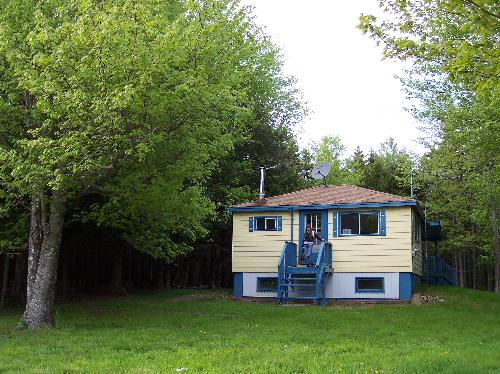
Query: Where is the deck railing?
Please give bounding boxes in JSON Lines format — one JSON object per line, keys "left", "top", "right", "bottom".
{"left": 315, "top": 241, "right": 332, "bottom": 268}
{"left": 423, "top": 256, "right": 457, "bottom": 286}
{"left": 315, "top": 242, "right": 332, "bottom": 302}
{"left": 277, "top": 242, "right": 297, "bottom": 301}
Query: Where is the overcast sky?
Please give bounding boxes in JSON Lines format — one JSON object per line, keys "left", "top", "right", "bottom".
{"left": 246, "top": 0, "right": 426, "bottom": 156}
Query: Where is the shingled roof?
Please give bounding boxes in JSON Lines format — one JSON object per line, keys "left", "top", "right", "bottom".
{"left": 233, "top": 185, "right": 413, "bottom": 208}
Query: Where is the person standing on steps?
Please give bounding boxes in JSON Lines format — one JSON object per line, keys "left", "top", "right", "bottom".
{"left": 302, "top": 224, "right": 323, "bottom": 266}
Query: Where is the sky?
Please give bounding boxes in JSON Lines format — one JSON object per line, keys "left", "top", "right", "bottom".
{"left": 246, "top": 0, "right": 426, "bottom": 156}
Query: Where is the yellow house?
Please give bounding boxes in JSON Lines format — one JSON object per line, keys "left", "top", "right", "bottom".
{"left": 229, "top": 185, "right": 424, "bottom": 303}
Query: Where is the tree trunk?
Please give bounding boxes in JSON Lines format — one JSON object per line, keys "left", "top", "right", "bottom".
{"left": 208, "top": 251, "right": 217, "bottom": 289}
{"left": 192, "top": 259, "right": 200, "bottom": 287}
{"left": 458, "top": 251, "right": 466, "bottom": 288}
{"left": 26, "top": 194, "right": 43, "bottom": 307}
{"left": 471, "top": 247, "right": 477, "bottom": 289}
{"left": 490, "top": 193, "right": 500, "bottom": 294}
{"left": 164, "top": 263, "right": 171, "bottom": 289}
{"left": 0, "top": 254, "right": 11, "bottom": 308}
{"left": 61, "top": 258, "right": 68, "bottom": 298}
{"left": 156, "top": 261, "right": 165, "bottom": 289}
{"left": 22, "top": 190, "right": 66, "bottom": 329}
{"left": 109, "top": 250, "right": 127, "bottom": 295}
{"left": 14, "top": 253, "right": 26, "bottom": 305}
{"left": 181, "top": 259, "right": 190, "bottom": 288}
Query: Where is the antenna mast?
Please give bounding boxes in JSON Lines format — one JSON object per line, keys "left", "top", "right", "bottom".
{"left": 410, "top": 169, "right": 414, "bottom": 198}
{"left": 259, "top": 166, "right": 265, "bottom": 201}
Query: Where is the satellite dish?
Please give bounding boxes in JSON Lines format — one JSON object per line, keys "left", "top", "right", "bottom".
{"left": 311, "top": 162, "right": 331, "bottom": 180}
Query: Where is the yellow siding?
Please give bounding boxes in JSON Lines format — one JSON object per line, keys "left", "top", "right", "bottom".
{"left": 232, "top": 206, "right": 414, "bottom": 273}
{"left": 232, "top": 211, "right": 295, "bottom": 273}
{"left": 330, "top": 207, "right": 412, "bottom": 273}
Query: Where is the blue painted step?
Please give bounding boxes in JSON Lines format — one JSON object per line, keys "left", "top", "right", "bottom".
{"left": 286, "top": 266, "right": 320, "bottom": 274}
{"left": 277, "top": 241, "right": 333, "bottom": 305}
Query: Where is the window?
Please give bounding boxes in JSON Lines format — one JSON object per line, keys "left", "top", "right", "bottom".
{"left": 250, "top": 216, "right": 282, "bottom": 232}
{"left": 355, "top": 277, "right": 384, "bottom": 293}
{"left": 257, "top": 277, "right": 278, "bottom": 292}
{"left": 340, "top": 211, "right": 379, "bottom": 236}
{"left": 413, "top": 214, "right": 422, "bottom": 243}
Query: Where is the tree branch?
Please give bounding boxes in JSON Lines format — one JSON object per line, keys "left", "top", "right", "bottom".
{"left": 462, "top": 0, "right": 500, "bottom": 20}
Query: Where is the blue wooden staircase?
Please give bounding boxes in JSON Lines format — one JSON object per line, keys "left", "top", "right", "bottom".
{"left": 277, "top": 241, "right": 333, "bottom": 305}
{"left": 422, "top": 256, "right": 457, "bottom": 286}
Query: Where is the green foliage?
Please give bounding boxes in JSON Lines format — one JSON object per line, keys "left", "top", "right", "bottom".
{"left": 1, "top": 287, "right": 499, "bottom": 372}
{"left": 308, "top": 135, "right": 415, "bottom": 197}
{"left": 363, "top": 138, "right": 416, "bottom": 197}
{"left": 0, "top": 210, "right": 27, "bottom": 253}
{"left": 310, "top": 135, "right": 348, "bottom": 185}
{"left": 359, "top": 0, "right": 500, "bottom": 273}
{"left": 0, "top": 0, "right": 306, "bottom": 259}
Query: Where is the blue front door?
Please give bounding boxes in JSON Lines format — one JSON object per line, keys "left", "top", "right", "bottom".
{"left": 299, "top": 210, "right": 328, "bottom": 264}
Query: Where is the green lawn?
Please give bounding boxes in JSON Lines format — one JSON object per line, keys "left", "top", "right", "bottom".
{"left": 0, "top": 287, "right": 499, "bottom": 373}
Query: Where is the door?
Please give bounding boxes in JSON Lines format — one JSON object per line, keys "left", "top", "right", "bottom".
{"left": 299, "top": 210, "right": 328, "bottom": 264}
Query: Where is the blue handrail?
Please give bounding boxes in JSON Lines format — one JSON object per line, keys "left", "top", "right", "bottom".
{"left": 277, "top": 241, "right": 332, "bottom": 304}
{"left": 314, "top": 241, "right": 332, "bottom": 267}
{"left": 277, "top": 242, "right": 297, "bottom": 302}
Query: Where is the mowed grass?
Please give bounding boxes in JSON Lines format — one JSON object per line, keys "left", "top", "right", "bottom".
{"left": 0, "top": 287, "right": 499, "bottom": 373}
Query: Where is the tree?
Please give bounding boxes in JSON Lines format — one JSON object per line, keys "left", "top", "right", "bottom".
{"left": 363, "top": 139, "right": 415, "bottom": 197}
{"left": 343, "top": 147, "right": 365, "bottom": 186}
{"left": 0, "top": 0, "right": 304, "bottom": 327}
{"left": 359, "top": 0, "right": 500, "bottom": 292}
{"left": 309, "top": 135, "right": 348, "bottom": 185}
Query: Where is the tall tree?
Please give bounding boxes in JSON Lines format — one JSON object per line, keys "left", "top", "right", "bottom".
{"left": 0, "top": 0, "right": 305, "bottom": 327}
{"left": 309, "top": 135, "right": 348, "bottom": 185}
{"left": 363, "top": 139, "right": 415, "bottom": 197}
{"left": 359, "top": 0, "right": 500, "bottom": 292}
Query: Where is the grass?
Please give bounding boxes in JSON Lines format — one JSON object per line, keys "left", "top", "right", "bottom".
{"left": 0, "top": 286, "right": 499, "bottom": 373}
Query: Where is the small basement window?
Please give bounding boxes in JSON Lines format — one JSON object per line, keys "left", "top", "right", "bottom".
{"left": 340, "top": 211, "right": 379, "bottom": 235}
{"left": 257, "top": 277, "right": 278, "bottom": 292}
{"left": 355, "top": 277, "right": 384, "bottom": 293}
{"left": 254, "top": 216, "right": 279, "bottom": 231}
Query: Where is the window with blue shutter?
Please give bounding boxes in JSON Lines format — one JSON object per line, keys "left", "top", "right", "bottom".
{"left": 333, "top": 212, "right": 339, "bottom": 237}
{"left": 337, "top": 210, "right": 386, "bottom": 236}
{"left": 248, "top": 217, "right": 254, "bottom": 232}
{"left": 251, "top": 216, "right": 282, "bottom": 231}
{"left": 379, "top": 210, "right": 386, "bottom": 236}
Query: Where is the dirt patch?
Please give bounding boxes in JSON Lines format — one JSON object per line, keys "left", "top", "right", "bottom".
{"left": 411, "top": 292, "right": 445, "bottom": 304}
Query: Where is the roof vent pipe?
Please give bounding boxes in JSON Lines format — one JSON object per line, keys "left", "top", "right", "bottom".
{"left": 259, "top": 166, "right": 265, "bottom": 201}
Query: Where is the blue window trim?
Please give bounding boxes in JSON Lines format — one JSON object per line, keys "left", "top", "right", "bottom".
{"left": 250, "top": 216, "right": 282, "bottom": 232}
{"left": 257, "top": 277, "right": 278, "bottom": 292}
{"left": 335, "top": 210, "right": 386, "bottom": 237}
{"left": 355, "top": 277, "right": 385, "bottom": 293}
{"left": 299, "top": 209, "right": 328, "bottom": 244}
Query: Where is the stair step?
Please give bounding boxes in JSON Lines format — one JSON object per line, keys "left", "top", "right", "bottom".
{"left": 287, "top": 267, "right": 320, "bottom": 274}
{"left": 287, "top": 290, "right": 318, "bottom": 293}
{"left": 283, "top": 283, "right": 316, "bottom": 287}
{"left": 285, "top": 276, "right": 317, "bottom": 280}
{"left": 283, "top": 296, "right": 319, "bottom": 300}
